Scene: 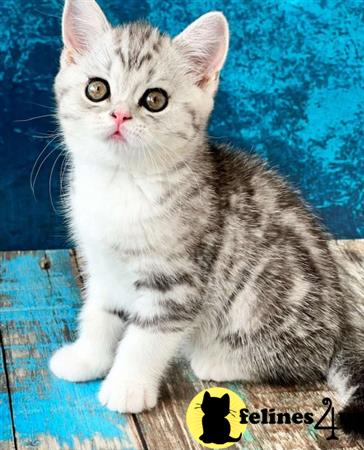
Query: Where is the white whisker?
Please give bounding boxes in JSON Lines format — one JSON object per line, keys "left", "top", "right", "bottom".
{"left": 31, "top": 143, "right": 64, "bottom": 197}
{"left": 49, "top": 150, "right": 66, "bottom": 214}
{"left": 14, "top": 114, "right": 56, "bottom": 123}
{"left": 30, "top": 135, "right": 59, "bottom": 198}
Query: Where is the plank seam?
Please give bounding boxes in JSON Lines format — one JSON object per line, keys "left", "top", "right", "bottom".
{"left": 0, "top": 328, "right": 18, "bottom": 450}
{"left": 70, "top": 248, "right": 85, "bottom": 285}
{"left": 131, "top": 415, "right": 149, "bottom": 450}
{"left": 42, "top": 250, "right": 54, "bottom": 292}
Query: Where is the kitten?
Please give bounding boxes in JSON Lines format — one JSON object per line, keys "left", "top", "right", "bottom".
{"left": 199, "top": 391, "right": 242, "bottom": 444}
{"left": 50, "top": 0, "right": 364, "bottom": 435}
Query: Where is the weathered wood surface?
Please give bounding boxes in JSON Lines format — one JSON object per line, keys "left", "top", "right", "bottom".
{"left": 0, "top": 241, "right": 364, "bottom": 450}
{"left": 0, "top": 330, "right": 15, "bottom": 450}
{"left": 0, "top": 250, "right": 142, "bottom": 450}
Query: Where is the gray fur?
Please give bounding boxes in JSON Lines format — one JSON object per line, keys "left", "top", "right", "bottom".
{"left": 52, "top": 5, "right": 364, "bottom": 428}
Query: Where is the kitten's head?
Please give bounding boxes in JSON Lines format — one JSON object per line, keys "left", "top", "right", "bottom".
{"left": 55, "top": 0, "right": 229, "bottom": 172}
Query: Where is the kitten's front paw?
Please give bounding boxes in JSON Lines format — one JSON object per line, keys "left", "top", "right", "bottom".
{"left": 49, "top": 341, "right": 113, "bottom": 382}
{"left": 98, "top": 371, "right": 158, "bottom": 413}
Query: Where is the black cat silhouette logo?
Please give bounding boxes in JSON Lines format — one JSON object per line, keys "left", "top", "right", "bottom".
{"left": 186, "top": 387, "right": 247, "bottom": 448}
{"left": 199, "top": 391, "right": 242, "bottom": 444}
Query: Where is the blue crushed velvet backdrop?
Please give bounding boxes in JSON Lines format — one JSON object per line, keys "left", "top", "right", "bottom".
{"left": 1, "top": 0, "right": 363, "bottom": 250}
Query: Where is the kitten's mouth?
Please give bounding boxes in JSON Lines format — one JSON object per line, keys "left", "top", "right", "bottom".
{"left": 110, "top": 130, "right": 125, "bottom": 142}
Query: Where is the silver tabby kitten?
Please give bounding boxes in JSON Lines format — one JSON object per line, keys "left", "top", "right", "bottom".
{"left": 50, "top": 0, "right": 364, "bottom": 435}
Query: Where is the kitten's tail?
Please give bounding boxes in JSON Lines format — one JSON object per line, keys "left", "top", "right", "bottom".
{"left": 328, "top": 241, "right": 364, "bottom": 436}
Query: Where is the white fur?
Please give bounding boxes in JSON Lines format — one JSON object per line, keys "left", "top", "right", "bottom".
{"left": 99, "top": 326, "right": 184, "bottom": 413}
{"left": 327, "top": 364, "right": 358, "bottom": 406}
{"left": 50, "top": 301, "right": 126, "bottom": 381}
{"left": 50, "top": 0, "right": 229, "bottom": 413}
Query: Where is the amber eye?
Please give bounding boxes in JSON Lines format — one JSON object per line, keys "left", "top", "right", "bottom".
{"left": 86, "top": 78, "right": 110, "bottom": 102}
{"left": 139, "top": 88, "right": 168, "bottom": 112}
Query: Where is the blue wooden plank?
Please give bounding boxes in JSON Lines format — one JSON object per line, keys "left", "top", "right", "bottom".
{"left": 0, "top": 250, "right": 141, "bottom": 449}
{"left": 0, "top": 336, "right": 15, "bottom": 450}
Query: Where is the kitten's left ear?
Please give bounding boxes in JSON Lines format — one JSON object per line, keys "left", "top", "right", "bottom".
{"left": 62, "top": 0, "right": 111, "bottom": 64}
{"left": 174, "top": 12, "right": 229, "bottom": 88}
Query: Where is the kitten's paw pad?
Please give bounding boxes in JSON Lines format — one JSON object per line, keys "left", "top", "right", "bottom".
{"left": 98, "top": 374, "right": 158, "bottom": 413}
{"left": 49, "top": 343, "right": 112, "bottom": 382}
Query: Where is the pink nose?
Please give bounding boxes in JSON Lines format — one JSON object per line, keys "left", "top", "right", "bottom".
{"left": 111, "top": 111, "right": 132, "bottom": 126}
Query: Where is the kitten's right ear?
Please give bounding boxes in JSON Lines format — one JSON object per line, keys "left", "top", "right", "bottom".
{"left": 203, "top": 391, "right": 211, "bottom": 401}
{"left": 174, "top": 12, "right": 229, "bottom": 88}
{"left": 61, "top": 0, "right": 110, "bottom": 64}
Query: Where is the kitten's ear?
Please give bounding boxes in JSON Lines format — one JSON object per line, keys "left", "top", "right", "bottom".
{"left": 62, "top": 0, "right": 110, "bottom": 63}
{"left": 174, "top": 12, "right": 229, "bottom": 88}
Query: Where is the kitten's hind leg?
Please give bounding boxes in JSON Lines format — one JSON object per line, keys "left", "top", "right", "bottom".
{"left": 190, "top": 344, "right": 253, "bottom": 382}
{"left": 50, "top": 304, "right": 125, "bottom": 382}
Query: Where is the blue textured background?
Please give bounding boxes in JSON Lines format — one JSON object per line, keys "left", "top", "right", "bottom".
{"left": 1, "top": 0, "right": 363, "bottom": 251}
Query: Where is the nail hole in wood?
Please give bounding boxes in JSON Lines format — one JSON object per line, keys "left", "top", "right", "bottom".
{"left": 39, "top": 256, "right": 51, "bottom": 270}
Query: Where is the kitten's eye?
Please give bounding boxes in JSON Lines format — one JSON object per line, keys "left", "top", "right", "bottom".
{"left": 86, "top": 78, "right": 110, "bottom": 102}
{"left": 139, "top": 88, "right": 168, "bottom": 112}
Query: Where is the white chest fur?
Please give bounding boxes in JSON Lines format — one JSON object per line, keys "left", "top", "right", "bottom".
{"left": 68, "top": 161, "right": 182, "bottom": 312}
{"left": 70, "top": 162, "right": 170, "bottom": 248}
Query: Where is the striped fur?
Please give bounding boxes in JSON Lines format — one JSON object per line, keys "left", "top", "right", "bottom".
{"left": 49, "top": 0, "right": 364, "bottom": 434}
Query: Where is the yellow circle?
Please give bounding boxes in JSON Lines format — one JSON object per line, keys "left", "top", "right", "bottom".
{"left": 186, "top": 387, "right": 247, "bottom": 448}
